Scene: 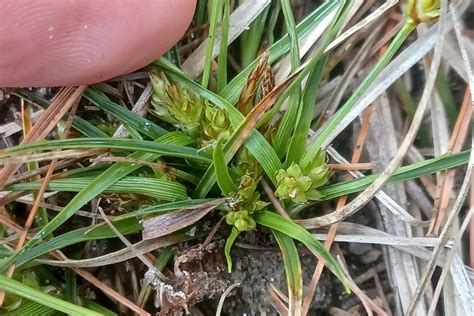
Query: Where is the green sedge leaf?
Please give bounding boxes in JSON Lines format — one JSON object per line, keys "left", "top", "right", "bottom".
{"left": 286, "top": 59, "right": 325, "bottom": 164}
{"left": 216, "top": 0, "right": 230, "bottom": 92}
{"left": 255, "top": 210, "right": 349, "bottom": 291}
{"left": 273, "top": 231, "right": 303, "bottom": 313}
{"left": 301, "top": 23, "right": 416, "bottom": 168}
{"left": 273, "top": 0, "right": 301, "bottom": 158}
{"left": 0, "top": 275, "right": 101, "bottom": 316}
{"left": 0, "top": 133, "right": 195, "bottom": 272}
{"left": 0, "top": 138, "right": 211, "bottom": 164}
{"left": 225, "top": 227, "right": 239, "bottom": 272}
{"left": 7, "top": 176, "right": 188, "bottom": 202}
{"left": 1, "top": 300, "right": 56, "bottom": 316}
{"left": 240, "top": 6, "right": 270, "bottom": 68}
{"left": 213, "top": 138, "right": 238, "bottom": 196}
{"left": 320, "top": 150, "right": 470, "bottom": 200}
{"left": 201, "top": 0, "right": 222, "bottom": 89}
{"left": 84, "top": 88, "right": 167, "bottom": 139}
{"left": 82, "top": 299, "right": 118, "bottom": 316}
{"left": 285, "top": 1, "right": 348, "bottom": 164}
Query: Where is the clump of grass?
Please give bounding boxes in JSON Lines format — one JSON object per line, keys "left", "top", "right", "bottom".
{"left": 1, "top": 0, "right": 472, "bottom": 315}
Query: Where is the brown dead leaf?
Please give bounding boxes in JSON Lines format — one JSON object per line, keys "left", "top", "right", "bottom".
{"left": 142, "top": 199, "right": 225, "bottom": 240}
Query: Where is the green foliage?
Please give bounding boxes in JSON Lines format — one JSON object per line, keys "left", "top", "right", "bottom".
{"left": 255, "top": 211, "right": 349, "bottom": 291}
{"left": 2, "top": 271, "right": 41, "bottom": 311}
{"left": 224, "top": 227, "right": 239, "bottom": 272}
{"left": 406, "top": 0, "right": 440, "bottom": 24}
{"left": 273, "top": 231, "right": 303, "bottom": 313}
{"left": 224, "top": 174, "right": 268, "bottom": 232}
{"left": 217, "top": 0, "right": 230, "bottom": 92}
{"left": 213, "top": 137, "right": 238, "bottom": 196}
{"left": 150, "top": 71, "right": 232, "bottom": 150}
{"left": 0, "top": 275, "right": 101, "bottom": 316}
{"left": 275, "top": 152, "right": 331, "bottom": 203}
{"left": 2, "top": 1, "right": 464, "bottom": 313}
{"left": 150, "top": 71, "right": 204, "bottom": 137}
{"left": 7, "top": 176, "right": 188, "bottom": 201}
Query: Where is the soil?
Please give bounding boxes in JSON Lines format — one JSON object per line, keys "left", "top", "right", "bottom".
{"left": 188, "top": 230, "right": 360, "bottom": 315}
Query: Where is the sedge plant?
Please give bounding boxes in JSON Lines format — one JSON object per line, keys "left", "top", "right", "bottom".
{"left": 1, "top": 0, "right": 468, "bottom": 314}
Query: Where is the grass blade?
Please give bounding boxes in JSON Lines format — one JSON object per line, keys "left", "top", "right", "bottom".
{"left": 224, "top": 226, "right": 239, "bottom": 272}
{"left": 320, "top": 150, "right": 470, "bottom": 200}
{"left": 272, "top": 0, "right": 301, "bottom": 157}
{"left": 240, "top": 5, "right": 270, "bottom": 68}
{"left": 0, "top": 275, "right": 101, "bottom": 316}
{"left": 217, "top": 0, "right": 230, "bottom": 92}
{"left": 2, "top": 300, "right": 56, "bottom": 316}
{"left": 255, "top": 210, "right": 348, "bottom": 290}
{"left": 273, "top": 231, "right": 303, "bottom": 315}
{"left": 3, "top": 200, "right": 219, "bottom": 270}
{"left": 182, "top": 0, "right": 271, "bottom": 79}
{"left": 0, "top": 134, "right": 195, "bottom": 271}
{"left": 84, "top": 88, "right": 167, "bottom": 139}
{"left": 301, "top": 23, "right": 416, "bottom": 169}
{"left": 286, "top": 60, "right": 325, "bottom": 164}
{"left": 213, "top": 138, "right": 238, "bottom": 195}
{"left": 6, "top": 176, "right": 188, "bottom": 202}
{"left": 201, "top": 0, "right": 222, "bottom": 89}
{"left": 0, "top": 138, "right": 211, "bottom": 163}
{"left": 285, "top": 0, "right": 351, "bottom": 164}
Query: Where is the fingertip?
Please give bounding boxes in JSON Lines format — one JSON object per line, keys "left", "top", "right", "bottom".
{"left": 0, "top": 0, "right": 196, "bottom": 87}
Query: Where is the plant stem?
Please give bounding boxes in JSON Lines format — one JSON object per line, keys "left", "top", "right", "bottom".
{"left": 273, "top": 0, "right": 301, "bottom": 158}
{"left": 201, "top": 0, "right": 222, "bottom": 89}
{"left": 217, "top": 0, "right": 230, "bottom": 92}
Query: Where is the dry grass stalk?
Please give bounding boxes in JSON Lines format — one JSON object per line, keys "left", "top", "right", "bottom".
{"left": 302, "top": 103, "right": 374, "bottom": 315}
{"left": 0, "top": 93, "right": 81, "bottom": 306}
{"left": 429, "top": 88, "right": 472, "bottom": 235}
{"left": 0, "top": 86, "right": 86, "bottom": 189}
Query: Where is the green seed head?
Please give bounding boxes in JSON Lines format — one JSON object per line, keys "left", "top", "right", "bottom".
{"left": 305, "top": 151, "right": 331, "bottom": 189}
{"left": 406, "top": 0, "right": 440, "bottom": 24}
{"left": 234, "top": 148, "right": 260, "bottom": 176}
{"left": 275, "top": 153, "right": 330, "bottom": 204}
{"left": 150, "top": 71, "right": 203, "bottom": 137}
{"left": 200, "top": 105, "right": 232, "bottom": 148}
{"left": 276, "top": 164, "right": 312, "bottom": 203}
{"left": 226, "top": 210, "right": 257, "bottom": 232}
{"left": 150, "top": 71, "right": 233, "bottom": 151}
{"left": 236, "top": 174, "right": 269, "bottom": 213}
{"left": 150, "top": 72, "right": 178, "bottom": 124}
{"left": 225, "top": 173, "right": 268, "bottom": 231}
